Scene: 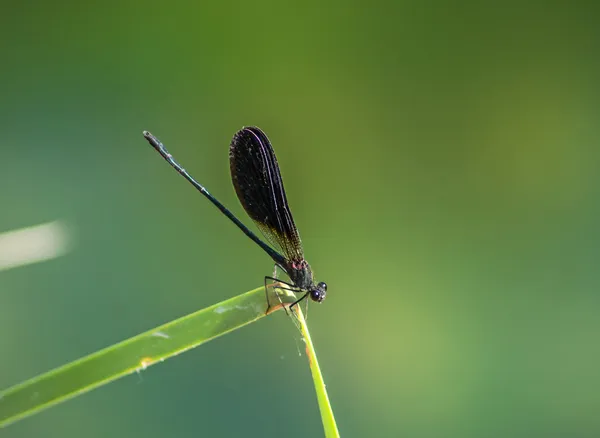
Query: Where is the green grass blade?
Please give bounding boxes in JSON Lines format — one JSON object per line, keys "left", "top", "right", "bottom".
{"left": 293, "top": 305, "right": 341, "bottom": 438}
{"left": 0, "top": 286, "right": 339, "bottom": 437}
{"left": 0, "top": 286, "right": 272, "bottom": 428}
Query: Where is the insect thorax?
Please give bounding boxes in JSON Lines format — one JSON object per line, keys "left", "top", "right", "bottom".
{"left": 287, "top": 259, "right": 314, "bottom": 290}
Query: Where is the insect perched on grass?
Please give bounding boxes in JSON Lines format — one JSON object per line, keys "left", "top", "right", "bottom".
{"left": 143, "top": 127, "right": 327, "bottom": 313}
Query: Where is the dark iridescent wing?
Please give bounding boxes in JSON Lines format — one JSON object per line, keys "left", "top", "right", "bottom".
{"left": 229, "top": 127, "right": 304, "bottom": 262}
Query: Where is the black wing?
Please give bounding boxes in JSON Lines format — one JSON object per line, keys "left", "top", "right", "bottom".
{"left": 229, "top": 127, "right": 304, "bottom": 262}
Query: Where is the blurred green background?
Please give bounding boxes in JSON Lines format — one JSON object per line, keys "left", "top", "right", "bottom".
{"left": 1, "top": 1, "right": 599, "bottom": 437}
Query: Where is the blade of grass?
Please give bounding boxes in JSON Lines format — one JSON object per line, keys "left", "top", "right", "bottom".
{"left": 291, "top": 304, "right": 340, "bottom": 438}
{"left": 0, "top": 286, "right": 282, "bottom": 428}
{"left": 1, "top": 286, "right": 340, "bottom": 437}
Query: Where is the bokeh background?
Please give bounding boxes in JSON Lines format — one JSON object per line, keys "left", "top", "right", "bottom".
{"left": 1, "top": 1, "right": 599, "bottom": 437}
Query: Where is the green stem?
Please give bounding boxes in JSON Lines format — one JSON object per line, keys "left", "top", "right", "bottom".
{"left": 293, "top": 304, "right": 341, "bottom": 438}
{"left": 0, "top": 286, "right": 340, "bottom": 437}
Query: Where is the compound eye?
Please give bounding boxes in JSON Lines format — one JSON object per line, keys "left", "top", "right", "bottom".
{"left": 310, "top": 289, "right": 322, "bottom": 302}
{"left": 318, "top": 281, "right": 327, "bottom": 291}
